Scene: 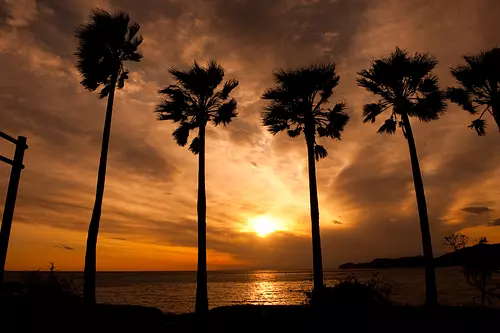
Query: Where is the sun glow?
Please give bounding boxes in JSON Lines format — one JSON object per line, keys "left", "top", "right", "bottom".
{"left": 248, "top": 215, "right": 283, "bottom": 237}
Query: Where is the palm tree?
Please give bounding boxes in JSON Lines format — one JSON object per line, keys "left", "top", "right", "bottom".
{"left": 261, "top": 64, "right": 349, "bottom": 292}
{"left": 75, "top": 9, "right": 142, "bottom": 304}
{"left": 357, "top": 47, "right": 447, "bottom": 306}
{"left": 155, "top": 61, "right": 238, "bottom": 316}
{"left": 448, "top": 47, "right": 500, "bottom": 135}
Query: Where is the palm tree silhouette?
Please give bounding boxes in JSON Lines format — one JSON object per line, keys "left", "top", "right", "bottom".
{"left": 75, "top": 9, "right": 142, "bottom": 304}
{"left": 357, "top": 47, "right": 447, "bottom": 306}
{"left": 262, "top": 64, "right": 349, "bottom": 292}
{"left": 155, "top": 61, "right": 238, "bottom": 316}
{"left": 448, "top": 47, "right": 500, "bottom": 135}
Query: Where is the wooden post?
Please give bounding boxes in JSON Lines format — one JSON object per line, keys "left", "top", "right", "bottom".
{"left": 0, "top": 136, "right": 27, "bottom": 283}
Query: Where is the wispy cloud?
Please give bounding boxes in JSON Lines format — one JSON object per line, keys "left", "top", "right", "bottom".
{"left": 55, "top": 244, "right": 75, "bottom": 251}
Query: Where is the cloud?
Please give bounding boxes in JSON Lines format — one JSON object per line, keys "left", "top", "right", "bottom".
{"left": 55, "top": 244, "right": 75, "bottom": 251}
{"left": 489, "top": 218, "right": 500, "bottom": 227}
{"left": 462, "top": 206, "right": 493, "bottom": 215}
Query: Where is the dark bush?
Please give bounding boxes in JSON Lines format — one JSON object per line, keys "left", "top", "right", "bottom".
{"left": 0, "top": 263, "right": 81, "bottom": 305}
{"left": 305, "top": 273, "right": 393, "bottom": 309}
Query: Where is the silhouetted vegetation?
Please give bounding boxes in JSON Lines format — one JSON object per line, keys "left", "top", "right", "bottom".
{"left": 475, "top": 236, "right": 488, "bottom": 245}
{"left": 75, "top": 9, "right": 143, "bottom": 304}
{"left": 441, "top": 234, "right": 499, "bottom": 306}
{"left": 155, "top": 61, "right": 239, "bottom": 316}
{"left": 0, "top": 264, "right": 81, "bottom": 305}
{"left": 358, "top": 47, "right": 447, "bottom": 306}
{"left": 443, "top": 233, "right": 469, "bottom": 251}
{"left": 305, "top": 274, "right": 393, "bottom": 309}
{"left": 463, "top": 259, "right": 499, "bottom": 307}
{"left": 448, "top": 47, "right": 500, "bottom": 135}
{"left": 262, "top": 63, "right": 349, "bottom": 292}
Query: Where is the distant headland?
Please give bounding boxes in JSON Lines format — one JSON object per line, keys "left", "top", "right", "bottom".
{"left": 339, "top": 243, "right": 500, "bottom": 269}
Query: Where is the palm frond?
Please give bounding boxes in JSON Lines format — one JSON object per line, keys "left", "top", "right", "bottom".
{"left": 316, "top": 103, "right": 349, "bottom": 140}
{"left": 206, "top": 61, "right": 225, "bottom": 91}
{"left": 377, "top": 118, "right": 397, "bottom": 134}
{"left": 98, "top": 84, "right": 113, "bottom": 99}
{"left": 411, "top": 77, "right": 447, "bottom": 121}
{"left": 117, "top": 70, "right": 129, "bottom": 89}
{"left": 213, "top": 99, "right": 237, "bottom": 126}
{"left": 287, "top": 126, "right": 302, "bottom": 138}
{"left": 468, "top": 118, "right": 487, "bottom": 136}
{"left": 447, "top": 88, "right": 476, "bottom": 114}
{"left": 156, "top": 61, "right": 238, "bottom": 154}
{"left": 189, "top": 137, "right": 200, "bottom": 155}
{"left": 172, "top": 122, "right": 195, "bottom": 146}
{"left": 261, "top": 104, "right": 292, "bottom": 135}
{"left": 362, "top": 103, "right": 384, "bottom": 123}
{"left": 75, "top": 8, "right": 142, "bottom": 94}
{"left": 156, "top": 85, "right": 195, "bottom": 122}
{"left": 314, "top": 145, "right": 328, "bottom": 161}
{"left": 449, "top": 47, "right": 500, "bottom": 134}
{"left": 358, "top": 46, "right": 445, "bottom": 133}
{"left": 262, "top": 63, "right": 346, "bottom": 144}
{"left": 169, "top": 61, "right": 225, "bottom": 101}
{"left": 218, "top": 79, "right": 239, "bottom": 100}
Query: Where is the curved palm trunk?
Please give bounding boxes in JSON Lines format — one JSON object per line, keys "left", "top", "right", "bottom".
{"left": 195, "top": 124, "right": 208, "bottom": 316}
{"left": 83, "top": 80, "right": 116, "bottom": 305}
{"left": 401, "top": 114, "right": 438, "bottom": 307}
{"left": 305, "top": 136, "right": 324, "bottom": 292}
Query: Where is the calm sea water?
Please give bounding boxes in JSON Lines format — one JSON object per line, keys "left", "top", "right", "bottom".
{"left": 6, "top": 268, "right": 496, "bottom": 313}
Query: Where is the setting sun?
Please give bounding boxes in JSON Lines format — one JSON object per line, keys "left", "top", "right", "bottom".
{"left": 248, "top": 215, "right": 283, "bottom": 237}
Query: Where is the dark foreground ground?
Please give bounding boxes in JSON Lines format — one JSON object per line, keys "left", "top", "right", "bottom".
{"left": 1, "top": 302, "right": 499, "bottom": 333}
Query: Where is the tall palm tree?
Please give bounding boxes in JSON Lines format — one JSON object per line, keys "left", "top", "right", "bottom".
{"left": 357, "top": 47, "right": 447, "bottom": 306}
{"left": 75, "top": 9, "right": 142, "bottom": 304}
{"left": 155, "top": 61, "right": 238, "bottom": 316}
{"left": 261, "top": 64, "right": 349, "bottom": 292}
{"left": 448, "top": 47, "right": 500, "bottom": 135}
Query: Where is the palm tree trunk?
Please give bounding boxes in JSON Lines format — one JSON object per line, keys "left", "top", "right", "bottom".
{"left": 195, "top": 124, "right": 208, "bottom": 316}
{"left": 401, "top": 113, "right": 438, "bottom": 307}
{"left": 83, "top": 80, "right": 116, "bottom": 305}
{"left": 305, "top": 137, "right": 324, "bottom": 292}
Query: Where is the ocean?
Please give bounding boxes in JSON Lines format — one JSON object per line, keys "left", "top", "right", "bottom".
{"left": 5, "top": 267, "right": 495, "bottom": 313}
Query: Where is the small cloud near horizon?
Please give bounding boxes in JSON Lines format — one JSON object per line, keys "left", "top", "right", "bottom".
{"left": 489, "top": 218, "right": 500, "bottom": 227}
{"left": 54, "top": 244, "right": 74, "bottom": 251}
{"left": 462, "top": 206, "right": 493, "bottom": 215}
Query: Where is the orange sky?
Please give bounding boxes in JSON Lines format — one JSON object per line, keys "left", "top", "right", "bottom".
{"left": 1, "top": 0, "right": 500, "bottom": 271}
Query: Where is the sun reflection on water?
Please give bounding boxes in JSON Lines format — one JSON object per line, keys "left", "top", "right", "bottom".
{"left": 248, "top": 272, "right": 289, "bottom": 305}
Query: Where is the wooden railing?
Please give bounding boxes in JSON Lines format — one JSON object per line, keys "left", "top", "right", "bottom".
{"left": 0, "top": 131, "right": 28, "bottom": 283}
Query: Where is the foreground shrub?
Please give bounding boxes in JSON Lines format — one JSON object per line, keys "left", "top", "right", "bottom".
{"left": 0, "top": 263, "right": 81, "bottom": 305}
{"left": 306, "top": 273, "right": 393, "bottom": 309}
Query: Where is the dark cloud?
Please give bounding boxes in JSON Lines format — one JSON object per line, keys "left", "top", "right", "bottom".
{"left": 462, "top": 206, "right": 493, "bottom": 215}
{"left": 330, "top": 141, "right": 412, "bottom": 210}
{"left": 55, "top": 244, "right": 74, "bottom": 251}
{"left": 111, "top": 0, "right": 184, "bottom": 23}
{"left": 332, "top": 220, "right": 343, "bottom": 225}
{"left": 489, "top": 218, "right": 500, "bottom": 227}
{"left": 210, "top": 0, "right": 369, "bottom": 63}
{"left": 110, "top": 137, "right": 177, "bottom": 180}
